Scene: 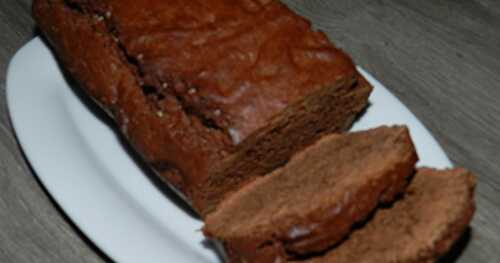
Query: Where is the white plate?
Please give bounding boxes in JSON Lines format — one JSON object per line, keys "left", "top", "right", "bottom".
{"left": 6, "top": 38, "right": 452, "bottom": 263}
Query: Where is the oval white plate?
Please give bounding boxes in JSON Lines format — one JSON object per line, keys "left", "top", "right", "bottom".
{"left": 7, "top": 38, "right": 452, "bottom": 263}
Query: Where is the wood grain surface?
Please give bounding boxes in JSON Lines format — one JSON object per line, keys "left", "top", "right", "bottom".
{"left": 1, "top": 0, "right": 499, "bottom": 262}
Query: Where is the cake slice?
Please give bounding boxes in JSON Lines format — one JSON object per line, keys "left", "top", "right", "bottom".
{"left": 33, "top": 0, "right": 372, "bottom": 216}
{"left": 203, "top": 126, "right": 418, "bottom": 262}
{"left": 304, "top": 168, "right": 476, "bottom": 263}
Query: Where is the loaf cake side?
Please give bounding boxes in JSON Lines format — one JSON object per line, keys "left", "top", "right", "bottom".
{"left": 33, "top": 0, "right": 372, "bottom": 216}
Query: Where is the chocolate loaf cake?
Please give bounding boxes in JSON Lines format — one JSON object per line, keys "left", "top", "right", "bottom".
{"left": 304, "top": 168, "right": 476, "bottom": 263}
{"left": 33, "top": 0, "right": 372, "bottom": 216}
{"left": 203, "top": 126, "right": 418, "bottom": 262}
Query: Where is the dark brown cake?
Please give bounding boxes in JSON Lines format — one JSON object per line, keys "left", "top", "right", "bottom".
{"left": 203, "top": 126, "right": 418, "bottom": 262}
{"left": 33, "top": 0, "right": 372, "bottom": 216}
{"left": 304, "top": 168, "right": 476, "bottom": 263}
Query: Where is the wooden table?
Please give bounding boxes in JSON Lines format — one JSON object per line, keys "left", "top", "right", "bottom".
{"left": 1, "top": 0, "right": 499, "bottom": 262}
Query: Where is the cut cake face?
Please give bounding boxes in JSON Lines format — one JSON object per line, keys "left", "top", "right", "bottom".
{"left": 204, "top": 126, "right": 418, "bottom": 261}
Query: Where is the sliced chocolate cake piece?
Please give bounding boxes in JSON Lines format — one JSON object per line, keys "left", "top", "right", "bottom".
{"left": 304, "top": 168, "right": 476, "bottom": 263}
{"left": 203, "top": 126, "right": 418, "bottom": 262}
